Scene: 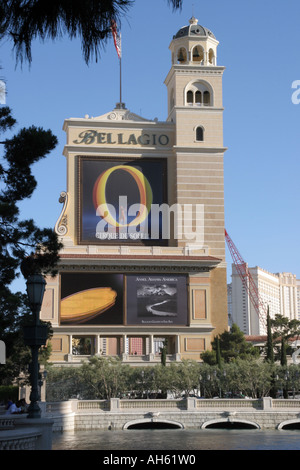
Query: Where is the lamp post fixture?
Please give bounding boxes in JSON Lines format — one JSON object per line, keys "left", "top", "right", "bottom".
{"left": 23, "top": 274, "right": 48, "bottom": 419}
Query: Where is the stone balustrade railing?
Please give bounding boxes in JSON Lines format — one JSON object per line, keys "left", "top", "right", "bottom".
{"left": 44, "top": 397, "right": 300, "bottom": 414}
{"left": 43, "top": 397, "right": 300, "bottom": 432}
{"left": 0, "top": 414, "right": 53, "bottom": 450}
{"left": 0, "top": 427, "right": 41, "bottom": 450}
{"left": 195, "top": 398, "right": 263, "bottom": 409}
{"left": 2, "top": 396, "right": 299, "bottom": 444}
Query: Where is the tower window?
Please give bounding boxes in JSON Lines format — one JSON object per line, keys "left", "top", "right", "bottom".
{"left": 196, "top": 126, "right": 204, "bottom": 142}
{"left": 187, "top": 90, "right": 193, "bottom": 104}
{"left": 195, "top": 91, "right": 202, "bottom": 104}
{"left": 185, "top": 81, "right": 212, "bottom": 107}
{"left": 203, "top": 91, "right": 210, "bottom": 105}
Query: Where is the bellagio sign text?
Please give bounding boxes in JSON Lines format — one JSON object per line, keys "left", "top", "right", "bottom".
{"left": 73, "top": 130, "right": 170, "bottom": 146}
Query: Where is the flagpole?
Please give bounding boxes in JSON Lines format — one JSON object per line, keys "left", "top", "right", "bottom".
{"left": 119, "top": 38, "right": 123, "bottom": 107}
{"left": 111, "top": 20, "right": 124, "bottom": 109}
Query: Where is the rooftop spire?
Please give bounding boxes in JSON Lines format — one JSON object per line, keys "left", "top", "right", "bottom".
{"left": 189, "top": 16, "right": 198, "bottom": 25}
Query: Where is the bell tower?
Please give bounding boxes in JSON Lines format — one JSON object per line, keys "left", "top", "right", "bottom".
{"left": 164, "top": 16, "right": 226, "bottom": 262}
{"left": 164, "top": 17, "right": 228, "bottom": 338}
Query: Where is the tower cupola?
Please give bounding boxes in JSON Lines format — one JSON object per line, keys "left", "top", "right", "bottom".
{"left": 170, "top": 16, "right": 218, "bottom": 66}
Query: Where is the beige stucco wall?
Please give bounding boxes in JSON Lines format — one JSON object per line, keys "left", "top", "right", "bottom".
{"left": 209, "top": 267, "right": 228, "bottom": 336}
{"left": 175, "top": 151, "right": 225, "bottom": 260}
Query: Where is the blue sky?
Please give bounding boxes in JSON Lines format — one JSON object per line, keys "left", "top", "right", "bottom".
{"left": 1, "top": 0, "right": 299, "bottom": 292}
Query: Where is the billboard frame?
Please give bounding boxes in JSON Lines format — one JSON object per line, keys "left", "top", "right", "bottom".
{"left": 77, "top": 156, "right": 168, "bottom": 246}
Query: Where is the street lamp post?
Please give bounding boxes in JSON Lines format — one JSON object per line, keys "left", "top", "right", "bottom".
{"left": 23, "top": 274, "right": 48, "bottom": 419}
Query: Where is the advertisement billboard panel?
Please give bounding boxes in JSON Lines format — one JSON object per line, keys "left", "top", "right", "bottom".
{"left": 126, "top": 275, "right": 188, "bottom": 326}
{"left": 79, "top": 157, "right": 167, "bottom": 244}
{"left": 60, "top": 273, "right": 124, "bottom": 325}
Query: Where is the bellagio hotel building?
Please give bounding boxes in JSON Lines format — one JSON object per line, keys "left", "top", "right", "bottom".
{"left": 40, "top": 17, "right": 229, "bottom": 366}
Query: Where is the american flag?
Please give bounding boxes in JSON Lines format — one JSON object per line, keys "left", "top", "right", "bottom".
{"left": 111, "top": 20, "right": 121, "bottom": 59}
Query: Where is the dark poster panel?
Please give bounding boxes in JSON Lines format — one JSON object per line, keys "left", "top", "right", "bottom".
{"left": 126, "top": 275, "right": 188, "bottom": 326}
{"left": 60, "top": 273, "right": 124, "bottom": 325}
{"left": 79, "top": 158, "right": 167, "bottom": 245}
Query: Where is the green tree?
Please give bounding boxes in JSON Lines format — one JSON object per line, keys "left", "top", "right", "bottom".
{"left": 0, "top": 291, "right": 31, "bottom": 385}
{"left": 270, "top": 315, "right": 300, "bottom": 362}
{"left": 201, "top": 324, "right": 259, "bottom": 365}
{"left": 0, "top": 106, "right": 61, "bottom": 280}
{"left": 46, "top": 366, "right": 86, "bottom": 401}
{"left": 231, "top": 358, "right": 274, "bottom": 398}
{"left": 199, "top": 363, "right": 219, "bottom": 398}
{"left": 130, "top": 366, "right": 154, "bottom": 398}
{"left": 266, "top": 306, "right": 274, "bottom": 363}
{"left": 266, "top": 307, "right": 278, "bottom": 397}
{"left": 79, "top": 356, "right": 131, "bottom": 399}
{"left": 0, "top": 0, "right": 183, "bottom": 65}
{"left": 169, "top": 360, "right": 200, "bottom": 398}
{"left": 160, "top": 338, "right": 168, "bottom": 366}
{"left": 280, "top": 337, "right": 287, "bottom": 367}
{"left": 152, "top": 364, "right": 172, "bottom": 398}
{"left": 199, "top": 349, "right": 216, "bottom": 365}
{"left": 216, "top": 336, "right": 222, "bottom": 368}
{"left": 0, "top": 106, "right": 62, "bottom": 384}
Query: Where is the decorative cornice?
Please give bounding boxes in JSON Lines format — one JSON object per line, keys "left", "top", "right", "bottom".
{"left": 164, "top": 65, "right": 225, "bottom": 85}
{"left": 52, "top": 324, "right": 214, "bottom": 334}
{"left": 63, "top": 116, "right": 174, "bottom": 130}
{"left": 174, "top": 146, "right": 227, "bottom": 153}
{"left": 171, "top": 65, "right": 225, "bottom": 74}
{"left": 62, "top": 146, "right": 174, "bottom": 157}
{"left": 173, "top": 106, "right": 224, "bottom": 112}
{"left": 58, "top": 254, "right": 222, "bottom": 273}
{"left": 59, "top": 254, "right": 220, "bottom": 260}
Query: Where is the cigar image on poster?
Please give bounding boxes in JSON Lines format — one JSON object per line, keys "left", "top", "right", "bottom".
{"left": 126, "top": 275, "right": 188, "bottom": 325}
{"left": 60, "top": 273, "right": 124, "bottom": 325}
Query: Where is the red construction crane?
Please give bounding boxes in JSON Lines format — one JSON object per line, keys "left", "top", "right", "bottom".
{"left": 225, "top": 229, "right": 267, "bottom": 331}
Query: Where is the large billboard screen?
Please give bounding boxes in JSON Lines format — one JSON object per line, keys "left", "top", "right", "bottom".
{"left": 126, "top": 275, "right": 188, "bottom": 326}
{"left": 60, "top": 273, "right": 124, "bottom": 325}
{"left": 79, "top": 158, "right": 167, "bottom": 244}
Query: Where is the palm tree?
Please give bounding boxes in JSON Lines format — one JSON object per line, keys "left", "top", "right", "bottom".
{"left": 0, "top": 0, "right": 183, "bottom": 65}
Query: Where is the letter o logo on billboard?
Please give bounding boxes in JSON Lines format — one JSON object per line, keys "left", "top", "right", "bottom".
{"left": 93, "top": 165, "right": 153, "bottom": 227}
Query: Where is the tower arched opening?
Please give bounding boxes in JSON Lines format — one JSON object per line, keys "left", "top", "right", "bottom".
{"left": 192, "top": 45, "right": 204, "bottom": 64}
{"left": 177, "top": 47, "right": 187, "bottom": 64}
{"left": 208, "top": 48, "right": 216, "bottom": 65}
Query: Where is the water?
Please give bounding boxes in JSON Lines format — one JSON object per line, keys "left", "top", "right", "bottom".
{"left": 52, "top": 428, "right": 300, "bottom": 451}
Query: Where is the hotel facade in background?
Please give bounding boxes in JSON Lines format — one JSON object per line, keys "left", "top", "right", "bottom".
{"left": 228, "top": 265, "right": 300, "bottom": 336}
{"left": 40, "top": 17, "right": 228, "bottom": 365}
